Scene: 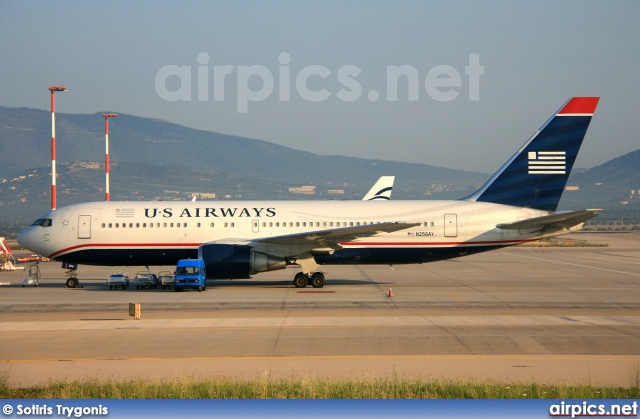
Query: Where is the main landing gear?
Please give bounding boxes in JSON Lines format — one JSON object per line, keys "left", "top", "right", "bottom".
{"left": 293, "top": 272, "right": 325, "bottom": 289}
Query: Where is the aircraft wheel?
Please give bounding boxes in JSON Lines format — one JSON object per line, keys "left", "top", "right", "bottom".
{"left": 294, "top": 273, "right": 309, "bottom": 288}
{"left": 109, "top": 285, "right": 113, "bottom": 290}
{"left": 66, "top": 278, "right": 78, "bottom": 288}
{"left": 198, "top": 286, "right": 203, "bottom": 292}
{"left": 311, "top": 272, "right": 325, "bottom": 288}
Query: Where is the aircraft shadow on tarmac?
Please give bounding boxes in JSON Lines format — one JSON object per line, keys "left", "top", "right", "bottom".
{"left": 13, "top": 278, "right": 388, "bottom": 290}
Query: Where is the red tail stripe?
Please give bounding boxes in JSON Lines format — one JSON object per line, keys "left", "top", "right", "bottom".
{"left": 558, "top": 97, "right": 600, "bottom": 115}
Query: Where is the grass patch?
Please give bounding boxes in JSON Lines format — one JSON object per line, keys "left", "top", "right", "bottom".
{"left": 2, "top": 374, "right": 639, "bottom": 399}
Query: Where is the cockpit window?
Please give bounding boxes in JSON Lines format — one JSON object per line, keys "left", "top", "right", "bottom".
{"left": 31, "top": 218, "right": 52, "bottom": 227}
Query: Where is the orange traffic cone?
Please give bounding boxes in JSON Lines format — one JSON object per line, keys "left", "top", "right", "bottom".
{"left": 389, "top": 288, "right": 393, "bottom": 297}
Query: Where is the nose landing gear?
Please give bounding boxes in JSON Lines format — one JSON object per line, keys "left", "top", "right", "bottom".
{"left": 62, "top": 262, "right": 82, "bottom": 288}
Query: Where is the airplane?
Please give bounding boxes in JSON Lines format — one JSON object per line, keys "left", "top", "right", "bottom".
{"left": 17, "top": 97, "right": 601, "bottom": 289}
{"left": 362, "top": 176, "right": 394, "bottom": 200}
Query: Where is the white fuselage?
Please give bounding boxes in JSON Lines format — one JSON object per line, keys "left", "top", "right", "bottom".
{"left": 17, "top": 199, "right": 576, "bottom": 268}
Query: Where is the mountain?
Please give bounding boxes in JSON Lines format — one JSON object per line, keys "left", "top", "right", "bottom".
{"left": 0, "top": 106, "right": 484, "bottom": 189}
{"left": 558, "top": 149, "right": 640, "bottom": 222}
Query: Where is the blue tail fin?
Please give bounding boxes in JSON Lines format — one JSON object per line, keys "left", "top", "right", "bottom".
{"left": 464, "top": 97, "right": 600, "bottom": 211}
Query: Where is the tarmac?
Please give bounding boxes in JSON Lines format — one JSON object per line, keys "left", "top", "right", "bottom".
{"left": 1, "top": 233, "right": 639, "bottom": 387}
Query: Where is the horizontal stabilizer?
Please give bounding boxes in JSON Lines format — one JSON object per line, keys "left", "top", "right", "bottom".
{"left": 496, "top": 209, "right": 603, "bottom": 230}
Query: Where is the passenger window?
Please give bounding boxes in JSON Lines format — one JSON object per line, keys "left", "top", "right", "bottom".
{"left": 102, "top": 223, "right": 105, "bottom": 228}
{"left": 108, "top": 223, "right": 112, "bottom": 228}
{"left": 116, "top": 223, "right": 120, "bottom": 228}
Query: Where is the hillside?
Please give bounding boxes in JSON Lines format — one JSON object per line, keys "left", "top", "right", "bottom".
{"left": 0, "top": 106, "right": 484, "bottom": 189}
{"left": 558, "top": 149, "right": 640, "bottom": 222}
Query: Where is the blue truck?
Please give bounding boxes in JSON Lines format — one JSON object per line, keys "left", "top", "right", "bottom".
{"left": 174, "top": 259, "right": 206, "bottom": 292}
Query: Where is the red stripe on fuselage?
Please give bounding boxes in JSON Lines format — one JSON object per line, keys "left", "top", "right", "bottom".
{"left": 339, "top": 239, "right": 536, "bottom": 246}
{"left": 49, "top": 243, "right": 203, "bottom": 258}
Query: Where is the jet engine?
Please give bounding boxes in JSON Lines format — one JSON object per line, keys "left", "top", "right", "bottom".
{"left": 198, "top": 243, "right": 287, "bottom": 279}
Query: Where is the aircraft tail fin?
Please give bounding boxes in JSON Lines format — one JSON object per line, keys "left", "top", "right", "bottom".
{"left": 362, "top": 176, "right": 394, "bottom": 200}
{"left": 464, "top": 97, "right": 600, "bottom": 211}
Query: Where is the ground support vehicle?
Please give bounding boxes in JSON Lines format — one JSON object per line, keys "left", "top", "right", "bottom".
{"left": 108, "top": 272, "right": 129, "bottom": 290}
{"left": 174, "top": 259, "right": 206, "bottom": 292}
{"left": 158, "top": 271, "right": 175, "bottom": 289}
{"left": 134, "top": 272, "right": 158, "bottom": 289}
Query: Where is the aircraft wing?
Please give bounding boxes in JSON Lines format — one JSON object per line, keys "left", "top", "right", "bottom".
{"left": 205, "top": 222, "right": 419, "bottom": 251}
{"left": 496, "top": 209, "right": 603, "bottom": 230}
{"left": 253, "top": 221, "right": 419, "bottom": 247}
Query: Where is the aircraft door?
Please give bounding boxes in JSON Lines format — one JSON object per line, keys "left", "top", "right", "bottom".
{"left": 444, "top": 213, "right": 457, "bottom": 237}
{"left": 78, "top": 215, "right": 91, "bottom": 239}
{"left": 252, "top": 219, "right": 260, "bottom": 233}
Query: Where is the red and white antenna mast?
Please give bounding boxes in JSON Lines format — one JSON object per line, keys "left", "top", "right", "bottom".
{"left": 102, "top": 113, "right": 118, "bottom": 201}
{"left": 48, "top": 86, "right": 67, "bottom": 211}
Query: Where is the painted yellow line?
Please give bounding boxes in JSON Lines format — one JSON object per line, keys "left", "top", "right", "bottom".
{"left": 444, "top": 289, "right": 465, "bottom": 301}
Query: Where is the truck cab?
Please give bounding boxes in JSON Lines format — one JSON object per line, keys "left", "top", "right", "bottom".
{"left": 174, "top": 259, "right": 206, "bottom": 292}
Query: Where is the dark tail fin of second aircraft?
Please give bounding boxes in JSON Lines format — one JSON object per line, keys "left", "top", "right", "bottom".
{"left": 464, "top": 97, "right": 600, "bottom": 212}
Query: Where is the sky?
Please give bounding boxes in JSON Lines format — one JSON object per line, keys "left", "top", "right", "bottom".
{"left": 1, "top": 0, "right": 638, "bottom": 174}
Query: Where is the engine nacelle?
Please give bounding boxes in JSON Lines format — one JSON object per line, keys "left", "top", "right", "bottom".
{"left": 198, "top": 244, "right": 287, "bottom": 279}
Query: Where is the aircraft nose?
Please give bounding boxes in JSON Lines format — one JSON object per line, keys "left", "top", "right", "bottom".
{"left": 17, "top": 227, "right": 31, "bottom": 250}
